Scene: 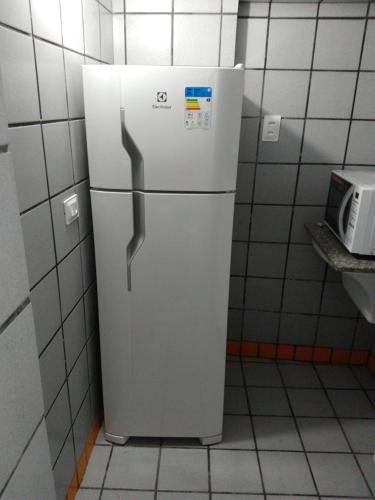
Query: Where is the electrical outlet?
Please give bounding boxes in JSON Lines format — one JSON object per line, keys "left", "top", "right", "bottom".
{"left": 63, "top": 194, "right": 79, "bottom": 226}
{"left": 262, "top": 115, "right": 281, "bottom": 142}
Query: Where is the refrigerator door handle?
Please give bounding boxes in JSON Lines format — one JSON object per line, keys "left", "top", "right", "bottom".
{"left": 120, "top": 107, "right": 144, "bottom": 189}
{"left": 120, "top": 108, "right": 145, "bottom": 291}
{"left": 126, "top": 191, "right": 145, "bottom": 291}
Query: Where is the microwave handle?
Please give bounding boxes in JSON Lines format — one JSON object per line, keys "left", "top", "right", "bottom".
{"left": 338, "top": 185, "right": 354, "bottom": 240}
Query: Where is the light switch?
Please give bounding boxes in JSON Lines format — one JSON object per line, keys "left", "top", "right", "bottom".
{"left": 63, "top": 194, "right": 79, "bottom": 226}
{"left": 262, "top": 115, "right": 281, "bottom": 142}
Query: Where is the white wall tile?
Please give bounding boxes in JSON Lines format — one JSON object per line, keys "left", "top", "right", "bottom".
{"left": 314, "top": 20, "right": 365, "bottom": 70}
{"left": 21, "top": 201, "right": 55, "bottom": 288}
{"left": 0, "top": 305, "right": 45, "bottom": 493}
{"left": 31, "top": 269, "right": 61, "bottom": 355}
{"left": 35, "top": 40, "right": 68, "bottom": 120}
{"left": 262, "top": 70, "right": 310, "bottom": 118}
{"left": 113, "top": 14, "right": 125, "bottom": 64}
{"left": 126, "top": 0, "right": 172, "bottom": 12}
{"left": 1, "top": 421, "right": 56, "bottom": 500}
{"left": 346, "top": 122, "right": 375, "bottom": 165}
{"left": 271, "top": 3, "right": 317, "bottom": 17}
{"left": 112, "top": 0, "right": 124, "bottom": 13}
{"left": 174, "top": 14, "right": 220, "bottom": 66}
{"left": 100, "top": 5, "right": 114, "bottom": 63}
{"left": 83, "top": 0, "right": 101, "bottom": 60}
{"left": 361, "top": 20, "right": 375, "bottom": 70}
{"left": 223, "top": 0, "right": 239, "bottom": 14}
{"left": 267, "top": 19, "right": 316, "bottom": 69}
{"left": 0, "top": 152, "right": 29, "bottom": 325}
{"left": 302, "top": 120, "right": 349, "bottom": 164}
{"left": 308, "top": 72, "right": 357, "bottom": 119}
{"left": 319, "top": 2, "right": 367, "bottom": 17}
{"left": 0, "top": 27, "right": 39, "bottom": 124}
{"left": 99, "top": 0, "right": 112, "bottom": 10}
{"left": 61, "top": 0, "right": 84, "bottom": 53}
{"left": 0, "top": 73, "right": 9, "bottom": 146}
{"left": 238, "top": 2, "right": 269, "bottom": 17}
{"left": 9, "top": 125, "right": 48, "bottom": 212}
{"left": 39, "top": 329, "right": 66, "bottom": 412}
{"left": 236, "top": 19, "right": 268, "bottom": 68}
{"left": 43, "top": 121, "right": 74, "bottom": 196}
{"left": 353, "top": 73, "right": 375, "bottom": 120}
{"left": 64, "top": 50, "right": 85, "bottom": 118}
{"left": 174, "top": 0, "right": 221, "bottom": 12}
{"left": 0, "top": 0, "right": 31, "bottom": 32}
{"left": 220, "top": 15, "right": 237, "bottom": 67}
{"left": 58, "top": 245, "right": 83, "bottom": 319}
{"left": 126, "top": 14, "right": 171, "bottom": 65}
{"left": 70, "top": 120, "right": 89, "bottom": 183}
{"left": 30, "top": 0, "right": 62, "bottom": 44}
{"left": 243, "top": 70, "right": 263, "bottom": 116}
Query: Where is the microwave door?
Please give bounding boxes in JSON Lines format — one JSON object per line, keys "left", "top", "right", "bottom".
{"left": 338, "top": 185, "right": 354, "bottom": 240}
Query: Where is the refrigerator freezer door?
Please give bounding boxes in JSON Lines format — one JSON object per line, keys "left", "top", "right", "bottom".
{"left": 83, "top": 65, "right": 244, "bottom": 192}
{"left": 91, "top": 189, "right": 234, "bottom": 439}
{"left": 83, "top": 66, "right": 132, "bottom": 190}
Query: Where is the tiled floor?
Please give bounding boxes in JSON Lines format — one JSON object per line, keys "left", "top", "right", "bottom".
{"left": 77, "top": 359, "right": 375, "bottom": 499}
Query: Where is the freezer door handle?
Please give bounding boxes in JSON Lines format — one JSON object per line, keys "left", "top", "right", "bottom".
{"left": 120, "top": 108, "right": 145, "bottom": 291}
{"left": 120, "top": 107, "right": 144, "bottom": 190}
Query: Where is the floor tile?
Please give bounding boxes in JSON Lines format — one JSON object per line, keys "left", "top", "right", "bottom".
{"left": 81, "top": 446, "right": 111, "bottom": 487}
{"left": 288, "top": 389, "right": 334, "bottom": 417}
{"left": 211, "top": 415, "right": 255, "bottom": 450}
{"left": 243, "top": 362, "right": 283, "bottom": 387}
{"left": 356, "top": 454, "right": 375, "bottom": 496}
{"left": 340, "top": 418, "right": 375, "bottom": 453}
{"left": 102, "top": 492, "right": 154, "bottom": 500}
{"left": 248, "top": 387, "right": 291, "bottom": 416}
{"left": 316, "top": 365, "right": 360, "bottom": 389}
{"left": 308, "top": 452, "right": 370, "bottom": 497}
{"left": 105, "top": 447, "right": 159, "bottom": 490}
{"left": 213, "top": 496, "right": 263, "bottom": 500}
{"left": 158, "top": 448, "right": 208, "bottom": 491}
{"left": 279, "top": 364, "right": 321, "bottom": 388}
{"left": 210, "top": 449, "right": 262, "bottom": 493}
{"left": 225, "top": 362, "right": 243, "bottom": 386}
{"left": 327, "top": 389, "right": 375, "bottom": 418}
{"left": 157, "top": 494, "right": 209, "bottom": 500}
{"left": 352, "top": 366, "right": 375, "bottom": 390}
{"left": 75, "top": 489, "right": 101, "bottom": 500}
{"left": 254, "top": 416, "right": 303, "bottom": 451}
{"left": 266, "top": 497, "right": 317, "bottom": 500}
{"left": 297, "top": 417, "right": 350, "bottom": 452}
{"left": 224, "top": 387, "right": 249, "bottom": 415}
{"left": 259, "top": 451, "right": 316, "bottom": 494}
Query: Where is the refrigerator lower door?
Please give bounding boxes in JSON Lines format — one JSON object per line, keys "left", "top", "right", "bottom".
{"left": 91, "top": 190, "right": 235, "bottom": 441}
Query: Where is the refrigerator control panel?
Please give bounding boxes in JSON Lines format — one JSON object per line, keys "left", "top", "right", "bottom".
{"left": 185, "top": 87, "right": 212, "bottom": 130}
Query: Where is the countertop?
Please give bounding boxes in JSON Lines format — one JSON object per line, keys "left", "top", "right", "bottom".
{"left": 305, "top": 222, "right": 375, "bottom": 273}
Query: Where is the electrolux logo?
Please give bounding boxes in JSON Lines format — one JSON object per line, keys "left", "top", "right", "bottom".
{"left": 157, "top": 91, "right": 167, "bottom": 102}
{"left": 152, "top": 90, "right": 172, "bottom": 110}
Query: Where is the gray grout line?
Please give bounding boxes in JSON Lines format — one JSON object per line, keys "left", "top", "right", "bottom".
{"left": 99, "top": 446, "right": 114, "bottom": 499}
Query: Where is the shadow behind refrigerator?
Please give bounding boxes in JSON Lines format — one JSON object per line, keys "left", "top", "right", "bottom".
{"left": 83, "top": 65, "right": 244, "bottom": 445}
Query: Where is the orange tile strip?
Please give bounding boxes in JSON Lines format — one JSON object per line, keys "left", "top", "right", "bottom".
{"left": 227, "top": 340, "right": 373, "bottom": 371}
{"left": 66, "top": 412, "right": 102, "bottom": 500}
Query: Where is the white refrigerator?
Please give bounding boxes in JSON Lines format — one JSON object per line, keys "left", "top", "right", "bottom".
{"left": 83, "top": 65, "right": 244, "bottom": 445}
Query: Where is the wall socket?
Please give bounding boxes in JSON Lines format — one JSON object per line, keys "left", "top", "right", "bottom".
{"left": 262, "top": 115, "right": 281, "bottom": 142}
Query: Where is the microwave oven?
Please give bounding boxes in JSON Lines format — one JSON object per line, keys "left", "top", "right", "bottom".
{"left": 325, "top": 169, "right": 375, "bottom": 256}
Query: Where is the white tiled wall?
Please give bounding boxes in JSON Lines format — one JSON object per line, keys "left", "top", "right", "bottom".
{"left": 0, "top": 0, "right": 113, "bottom": 498}
{"left": 230, "top": 1, "right": 375, "bottom": 355}
{"left": 113, "top": 0, "right": 239, "bottom": 67}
